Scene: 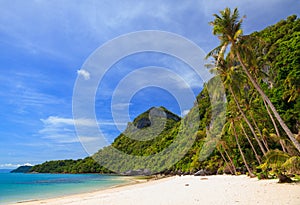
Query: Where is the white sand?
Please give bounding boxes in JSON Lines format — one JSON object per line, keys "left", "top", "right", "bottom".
{"left": 13, "top": 175, "right": 300, "bottom": 205}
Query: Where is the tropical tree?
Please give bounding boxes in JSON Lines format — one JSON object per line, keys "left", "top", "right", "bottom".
{"left": 207, "top": 56, "right": 267, "bottom": 155}
{"left": 243, "top": 92, "right": 271, "bottom": 152}
{"left": 216, "top": 145, "right": 234, "bottom": 174}
{"left": 227, "top": 115, "right": 255, "bottom": 177}
{"left": 263, "top": 99, "right": 287, "bottom": 152}
{"left": 217, "top": 140, "right": 237, "bottom": 175}
{"left": 240, "top": 123, "right": 262, "bottom": 164}
{"left": 209, "top": 7, "right": 300, "bottom": 153}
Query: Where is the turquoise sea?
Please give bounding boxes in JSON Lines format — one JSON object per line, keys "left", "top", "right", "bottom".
{"left": 0, "top": 171, "right": 128, "bottom": 204}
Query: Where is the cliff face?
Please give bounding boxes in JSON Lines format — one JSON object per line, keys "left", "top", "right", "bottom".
{"left": 133, "top": 107, "right": 181, "bottom": 129}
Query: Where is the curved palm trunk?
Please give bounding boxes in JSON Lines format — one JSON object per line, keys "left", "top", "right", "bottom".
{"left": 222, "top": 144, "right": 237, "bottom": 175}
{"left": 217, "top": 146, "right": 234, "bottom": 175}
{"left": 240, "top": 124, "right": 261, "bottom": 164}
{"left": 249, "top": 112, "right": 269, "bottom": 152}
{"left": 231, "top": 121, "right": 255, "bottom": 177}
{"left": 229, "top": 85, "right": 267, "bottom": 155}
{"left": 263, "top": 99, "right": 287, "bottom": 152}
{"left": 236, "top": 51, "right": 300, "bottom": 153}
{"left": 240, "top": 123, "right": 261, "bottom": 164}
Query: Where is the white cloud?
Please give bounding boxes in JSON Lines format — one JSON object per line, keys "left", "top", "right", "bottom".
{"left": 112, "top": 103, "right": 133, "bottom": 110}
{"left": 39, "top": 116, "right": 116, "bottom": 145}
{"left": 77, "top": 69, "right": 90, "bottom": 80}
{"left": 24, "top": 163, "right": 33, "bottom": 166}
{"left": 3, "top": 85, "right": 65, "bottom": 115}
{"left": 39, "top": 116, "right": 94, "bottom": 144}
{"left": 0, "top": 163, "right": 33, "bottom": 168}
{"left": 41, "top": 116, "right": 96, "bottom": 127}
{"left": 98, "top": 120, "right": 128, "bottom": 126}
{"left": 78, "top": 136, "right": 100, "bottom": 143}
{"left": 37, "top": 115, "right": 128, "bottom": 154}
{"left": 182, "top": 109, "right": 190, "bottom": 116}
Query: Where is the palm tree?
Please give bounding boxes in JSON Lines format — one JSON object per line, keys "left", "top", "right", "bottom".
{"left": 207, "top": 56, "right": 267, "bottom": 155}
{"left": 209, "top": 7, "right": 300, "bottom": 153}
{"left": 218, "top": 140, "right": 237, "bottom": 175}
{"left": 249, "top": 111, "right": 270, "bottom": 152}
{"left": 228, "top": 84, "right": 267, "bottom": 155}
{"left": 230, "top": 120, "right": 255, "bottom": 177}
{"left": 216, "top": 145, "right": 234, "bottom": 175}
{"left": 241, "top": 77, "right": 286, "bottom": 153}
{"left": 240, "top": 123, "right": 262, "bottom": 164}
{"left": 238, "top": 46, "right": 287, "bottom": 153}
{"left": 263, "top": 99, "right": 287, "bottom": 152}
{"left": 241, "top": 91, "right": 270, "bottom": 152}
{"left": 234, "top": 39, "right": 288, "bottom": 153}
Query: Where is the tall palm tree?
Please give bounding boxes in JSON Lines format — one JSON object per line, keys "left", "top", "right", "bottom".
{"left": 249, "top": 111, "right": 270, "bottom": 152}
{"left": 209, "top": 7, "right": 300, "bottom": 153}
{"left": 230, "top": 120, "right": 255, "bottom": 177}
{"left": 240, "top": 123, "right": 261, "bottom": 164}
{"left": 242, "top": 91, "right": 270, "bottom": 152}
{"left": 238, "top": 45, "right": 287, "bottom": 153}
{"left": 217, "top": 145, "right": 234, "bottom": 175}
{"left": 208, "top": 56, "right": 267, "bottom": 155}
{"left": 218, "top": 140, "right": 237, "bottom": 175}
{"left": 263, "top": 99, "right": 287, "bottom": 152}
{"left": 242, "top": 79, "right": 286, "bottom": 153}
{"left": 228, "top": 84, "right": 267, "bottom": 155}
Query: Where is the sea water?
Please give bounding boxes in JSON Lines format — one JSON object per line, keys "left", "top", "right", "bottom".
{"left": 0, "top": 172, "right": 128, "bottom": 204}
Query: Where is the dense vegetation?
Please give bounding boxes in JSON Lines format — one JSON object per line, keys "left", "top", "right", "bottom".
{"left": 30, "top": 10, "right": 300, "bottom": 179}
{"left": 30, "top": 157, "right": 105, "bottom": 174}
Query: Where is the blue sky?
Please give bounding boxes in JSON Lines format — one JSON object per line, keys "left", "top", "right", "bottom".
{"left": 0, "top": 0, "right": 299, "bottom": 168}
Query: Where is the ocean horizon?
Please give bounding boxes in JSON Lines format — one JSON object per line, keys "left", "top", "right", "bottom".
{"left": 0, "top": 172, "right": 129, "bottom": 204}
{"left": 0, "top": 169, "right": 12, "bottom": 173}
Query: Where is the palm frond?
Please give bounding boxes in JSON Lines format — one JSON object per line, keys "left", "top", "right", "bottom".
{"left": 282, "top": 156, "right": 300, "bottom": 174}
{"left": 259, "top": 150, "right": 290, "bottom": 171}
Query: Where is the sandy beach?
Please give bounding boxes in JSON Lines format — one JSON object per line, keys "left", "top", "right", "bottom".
{"left": 12, "top": 175, "right": 300, "bottom": 205}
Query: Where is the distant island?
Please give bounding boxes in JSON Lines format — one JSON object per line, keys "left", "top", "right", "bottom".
{"left": 10, "top": 166, "right": 33, "bottom": 173}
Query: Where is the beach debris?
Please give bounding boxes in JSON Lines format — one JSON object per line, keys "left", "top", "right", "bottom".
{"left": 194, "top": 169, "right": 206, "bottom": 176}
{"left": 278, "top": 174, "right": 293, "bottom": 183}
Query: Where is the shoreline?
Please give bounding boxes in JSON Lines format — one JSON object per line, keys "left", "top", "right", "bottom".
{"left": 8, "top": 175, "right": 151, "bottom": 205}
{"left": 12, "top": 175, "right": 168, "bottom": 205}
{"left": 11, "top": 175, "right": 300, "bottom": 205}
{"left": 12, "top": 176, "right": 169, "bottom": 205}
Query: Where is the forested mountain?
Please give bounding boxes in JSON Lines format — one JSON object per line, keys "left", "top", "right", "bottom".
{"left": 30, "top": 11, "right": 300, "bottom": 179}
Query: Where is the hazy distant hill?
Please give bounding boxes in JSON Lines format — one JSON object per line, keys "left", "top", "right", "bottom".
{"left": 10, "top": 166, "right": 32, "bottom": 173}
